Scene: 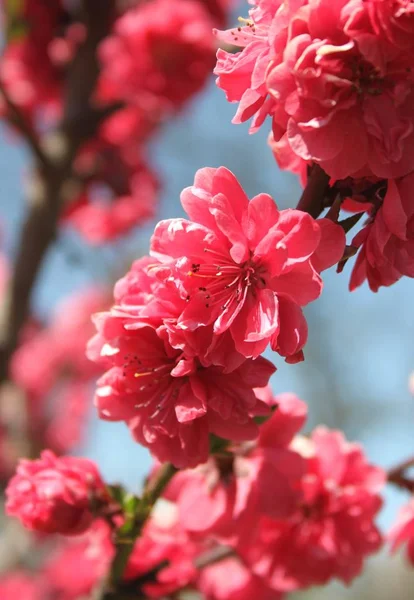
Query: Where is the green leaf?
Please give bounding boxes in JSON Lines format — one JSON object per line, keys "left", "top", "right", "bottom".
{"left": 5, "top": 0, "right": 29, "bottom": 42}
{"left": 123, "top": 493, "right": 140, "bottom": 516}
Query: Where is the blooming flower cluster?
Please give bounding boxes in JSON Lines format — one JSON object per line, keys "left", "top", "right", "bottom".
{"left": 215, "top": 0, "right": 414, "bottom": 180}
{"left": 215, "top": 0, "right": 414, "bottom": 291}
{"left": 88, "top": 166, "right": 345, "bottom": 467}
{"left": 0, "top": 0, "right": 64, "bottom": 124}
{"left": 167, "top": 392, "right": 385, "bottom": 592}
{"left": 4, "top": 393, "right": 385, "bottom": 597}
{"left": 97, "top": 0, "right": 217, "bottom": 113}
{"left": 2, "top": 0, "right": 414, "bottom": 597}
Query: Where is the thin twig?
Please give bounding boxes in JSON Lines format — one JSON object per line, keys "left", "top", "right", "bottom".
{"left": 101, "top": 463, "right": 178, "bottom": 597}
{"left": 0, "top": 81, "right": 50, "bottom": 168}
{"left": 388, "top": 457, "right": 414, "bottom": 493}
{"left": 143, "top": 463, "right": 178, "bottom": 506}
{"left": 100, "top": 545, "right": 235, "bottom": 599}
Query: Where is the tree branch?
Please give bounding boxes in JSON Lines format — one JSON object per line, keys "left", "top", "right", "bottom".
{"left": 100, "top": 545, "right": 235, "bottom": 599}
{"left": 0, "top": 0, "right": 115, "bottom": 384}
{"left": 296, "top": 163, "right": 331, "bottom": 218}
{"left": 142, "top": 463, "right": 178, "bottom": 506}
{"left": 0, "top": 81, "right": 50, "bottom": 169}
{"left": 388, "top": 457, "right": 414, "bottom": 493}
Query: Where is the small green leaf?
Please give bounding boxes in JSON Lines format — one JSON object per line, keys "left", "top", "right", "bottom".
{"left": 123, "top": 493, "right": 140, "bottom": 516}
{"left": 5, "top": 0, "right": 29, "bottom": 42}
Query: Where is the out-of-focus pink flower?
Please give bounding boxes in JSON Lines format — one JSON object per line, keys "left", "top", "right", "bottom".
{"left": 98, "top": 106, "right": 159, "bottom": 150}
{"left": 151, "top": 167, "right": 345, "bottom": 360}
{"left": 198, "top": 557, "right": 283, "bottom": 600}
{"left": 350, "top": 173, "right": 414, "bottom": 291}
{"left": 170, "top": 392, "right": 307, "bottom": 539}
{"left": 0, "top": 571, "right": 46, "bottom": 600}
{"left": 0, "top": 0, "right": 63, "bottom": 124}
{"left": 125, "top": 503, "right": 206, "bottom": 598}
{"left": 44, "top": 520, "right": 114, "bottom": 600}
{"left": 11, "top": 287, "right": 108, "bottom": 455}
{"left": 216, "top": 0, "right": 414, "bottom": 179}
{"left": 203, "top": 0, "right": 236, "bottom": 27}
{"left": 46, "top": 505, "right": 202, "bottom": 600}
{"left": 12, "top": 288, "right": 106, "bottom": 400}
{"left": 389, "top": 498, "right": 414, "bottom": 564}
{"left": 98, "top": 0, "right": 216, "bottom": 112}
{"left": 241, "top": 427, "right": 385, "bottom": 590}
{"left": 63, "top": 145, "right": 159, "bottom": 244}
{"left": 89, "top": 293, "right": 275, "bottom": 466}
{"left": 44, "top": 382, "right": 91, "bottom": 455}
{"left": 6, "top": 451, "right": 109, "bottom": 535}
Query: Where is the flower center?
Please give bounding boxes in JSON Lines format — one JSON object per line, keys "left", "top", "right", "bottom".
{"left": 121, "top": 351, "right": 184, "bottom": 422}
{"left": 316, "top": 44, "right": 396, "bottom": 99}
{"left": 350, "top": 58, "right": 388, "bottom": 96}
{"left": 122, "top": 353, "right": 174, "bottom": 386}
{"left": 188, "top": 248, "right": 266, "bottom": 310}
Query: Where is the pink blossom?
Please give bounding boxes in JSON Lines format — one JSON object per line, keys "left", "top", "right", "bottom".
{"left": 198, "top": 557, "right": 283, "bottom": 600}
{"left": 389, "top": 498, "right": 414, "bottom": 564}
{"left": 345, "top": 0, "right": 414, "bottom": 53}
{"left": 46, "top": 507, "right": 202, "bottom": 600}
{"left": 11, "top": 287, "right": 108, "bottom": 454}
{"left": 125, "top": 506, "right": 206, "bottom": 598}
{"left": 99, "top": 106, "right": 160, "bottom": 151}
{"left": 44, "top": 520, "right": 114, "bottom": 600}
{"left": 151, "top": 167, "right": 345, "bottom": 360}
{"left": 268, "top": 130, "right": 308, "bottom": 184}
{"left": 88, "top": 255, "right": 274, "bottom": 468}
{"left": 6, "top": 451, "right": 109, "bottom": 535}
{"left": 170, "top": 393, "right": 307, "bottom": 539}
{"left": 0, "top": 1, "right": 63, "bottom": 124}
{"left": 267, "top": 7, "right": 414, "bottom": 180}
{"left": 0, "top": 572, "right": 45, "bottom": 600}
{"left": 216, "top": 0, "right": 414, "bottom": 179}
{"left": 89, "top": 300, "right": 274, "bottom": 466}
{"left": 63, "top": 146, "right": 159, "bottom": 244}
{"left": 350, "top": 173, "right": 414, "bottom": 291}
{"left": 44, "top": 382, "right": 91, "bottom": 455}
{"left": 214, "top": 0, "right": 286, "bottom": 132}
{"left": 241, "top": 427, "right": 385, "bottom": 590}
{"left": 203, "top": 0, "right": 236, "bottom": 27}
{"left": 98, "top": 0, "right": 216, "bottom": 112}
{"left": 12, "top": 288, "right": 106, "bottom": 399}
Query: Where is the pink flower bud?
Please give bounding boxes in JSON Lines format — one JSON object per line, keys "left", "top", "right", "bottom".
{"left": 6, "top": 451, "right": 108, "bottom": 535}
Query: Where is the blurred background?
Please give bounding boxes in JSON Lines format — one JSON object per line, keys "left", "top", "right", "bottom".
{"left": 1, "top": 1, "right": 414, "bottom": 597}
